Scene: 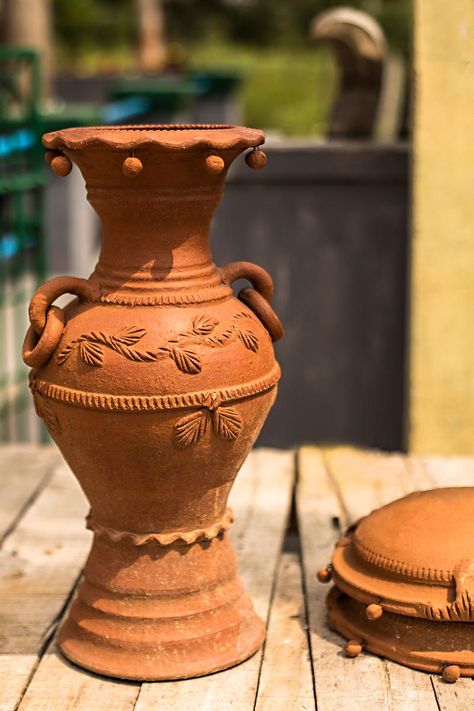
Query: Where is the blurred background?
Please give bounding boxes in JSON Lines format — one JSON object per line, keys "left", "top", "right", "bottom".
{"left": 2, "top": 1, "right": 470, "bottom": 457}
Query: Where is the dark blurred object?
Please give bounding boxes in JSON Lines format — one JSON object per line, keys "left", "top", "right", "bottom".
{"left": 212, "top": 142, "right": 408, "bottom": 451}
{"left": 53, "top": 71, "right": 242, "bottom": 125}
{"left": 109, "top": 76, "right": 195, "bottom": 123}
{"left": 111, "top": 72, "right": 241, "bottom": 124}
{"left": 191, "top": 72, "right": 242, "bottom": 124}
{"left": 311, "top": 7, "right": 407, "bottom": 140}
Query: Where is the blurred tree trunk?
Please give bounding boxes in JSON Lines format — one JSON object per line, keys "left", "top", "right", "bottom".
{"left": 2, "top": 0, "right": 52, "bottom": 98}
{"left": 135, "top": 0, "right": 166, "bottom": 73}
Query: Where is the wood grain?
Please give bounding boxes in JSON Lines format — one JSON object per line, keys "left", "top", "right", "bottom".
{"left": 16, "top": 449, "right": 294, "bottom": 711}
{"left": 134, "top": 449, "right": 295, "bottom": 710}
{"left": 0, "top": 459, "right": 89, "bottom": 711}
{"left": 322, "top": 447, "right": 440, "bottom": 711}
{"left": 254, "top": 551, "right": 315, "bottom": 711}
{"left": 0, "top": 446, "right": 60, "bottom": 542}
{"left": 297, "top": 447, "right": 442, "bottom": 711}
{"left": 3, "top": 446, "right": 473, "bottom": 711}
{"left": 421, "top": 456, "right": 474, "bottom": 711}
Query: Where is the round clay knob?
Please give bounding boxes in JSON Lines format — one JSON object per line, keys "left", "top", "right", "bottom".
{"left": 205, "top": 155, "right": 225, "bottom": 174}
{"left": 44, "top": 150, "right": 58, "bottom": 166}
{"left": 345, "top": 640, "right": 363, "bottom": 658}
{"left": 316, "top": 566, "right": 332, "bottom": 583}
{"left": 122, "top": 156, "right": 143, "bottom": 177}
{"left": 50, "top": 154, "right": 72, "bottom": 177}
{"left": 245, "top": 149, "right": 267, "bottom": 170}
{"left": 365, "top": 603, "right": 383, "bottom": 621}
{"left": 442, "top": 665, "right": 461, "bottom": 683}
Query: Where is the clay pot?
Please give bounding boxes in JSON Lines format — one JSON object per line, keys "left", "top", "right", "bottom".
{"left": 318, "top": 487, "right": 474, "bottom": 680}
{"left": 23, "top": 125, "right": 283, "bottom": 680}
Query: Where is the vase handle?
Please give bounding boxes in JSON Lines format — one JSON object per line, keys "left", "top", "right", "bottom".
{"left": 220, "top": 261, "right": 284, "bottom": 342}
{"left": 22, "top": 277, "right": 100, "bottom": 368}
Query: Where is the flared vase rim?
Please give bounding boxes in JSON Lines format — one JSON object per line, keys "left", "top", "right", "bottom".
{"left": 43, "top": 124, "right": 265, "bottom": 152}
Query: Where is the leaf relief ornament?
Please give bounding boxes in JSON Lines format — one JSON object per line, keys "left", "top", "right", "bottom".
{"left": 174, "top": 393, "right": 243, "bottom": 448}
{"left": 57, "top": 313, "right": 259, "bottom": 374}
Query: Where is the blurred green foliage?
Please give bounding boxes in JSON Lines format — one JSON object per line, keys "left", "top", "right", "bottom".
{"left": 53, "top": 0, "right": 132, "bottom": 62}
{"left": 166, "top": 0, "right": 411, "bottom": 56}
{"left": 53, "top": 0, "right": 411, "bottom": 65}
{"left": 190, "top": 42, "right": 336, "bottom": 136}
{"left": 52, "top": 0, "right": 410, "bottom": 135}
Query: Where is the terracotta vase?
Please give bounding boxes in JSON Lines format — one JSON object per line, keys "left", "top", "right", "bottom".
{"left": 22, "top": 125, "right": 283, "bottom": 680}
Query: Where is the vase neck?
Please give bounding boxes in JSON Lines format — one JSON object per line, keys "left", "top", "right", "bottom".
{"left": 50, "top": 127, "right": 265, "bottom": 306}
{"left": 88, "top": 183, "right": 230, "bottom": 305}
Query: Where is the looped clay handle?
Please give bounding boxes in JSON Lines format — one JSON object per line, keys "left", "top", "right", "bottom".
{"left": 22, "top": 277, "right": 100, "bottom": 368}
{"left": 28, "top": 276, "right": 100, "bottom": 335}
{"left": 220, "top": 261, "right": 284, "bottom": 342}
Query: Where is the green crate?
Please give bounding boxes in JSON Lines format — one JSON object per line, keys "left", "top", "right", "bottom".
{"left": 0, "top": 48, "right": 47, "bottom": 442}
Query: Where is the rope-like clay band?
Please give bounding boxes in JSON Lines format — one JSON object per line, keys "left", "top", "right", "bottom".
{"left": 31, "top": 364, "right": 280, "bottom": 412}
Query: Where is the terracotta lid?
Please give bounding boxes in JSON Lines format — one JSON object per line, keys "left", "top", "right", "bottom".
{"left": 42, "top": 124, "right": 265, "bottom": 152}
{"left": 330, "top": 487, "right": 474, "bottom": 621}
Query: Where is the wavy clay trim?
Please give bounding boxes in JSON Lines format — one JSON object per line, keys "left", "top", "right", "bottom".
{"left": 87, "top": 508, "right": 234, "bottom": 546}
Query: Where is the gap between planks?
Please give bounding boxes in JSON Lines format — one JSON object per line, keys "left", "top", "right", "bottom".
{"left": 5, "top": 448, "right": 295, "bottom": 711}
{"left": 4, "top": 445, "right": 473, "bottom": 711}
{"left": 133, "top": 449, "right": 297, "bottom": 711}
{"left": 297, "top": 446, "right": 474, "bottom": 711}
{"left": 0, "top": 455, "right": 90, "bottom": 711}
{"left": 420, "top": 456, "right": 474, "bottom": 711}
{"left": 0, "top": 446, "right": 61, "bottom": 545}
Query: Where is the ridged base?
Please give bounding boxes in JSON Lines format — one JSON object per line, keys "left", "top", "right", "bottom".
{"left": 327, "top": 587, "right": 474, "bottom": 676}
{"left": 58, "top": 532, "right": 265, "bottom": 680}
{"left": 58, "top": 594, "right": 264, "bottom": 681}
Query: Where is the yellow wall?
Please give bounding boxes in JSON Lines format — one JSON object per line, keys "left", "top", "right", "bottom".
{"left": 410, "top": 0, "right": 474, "bottom": 453}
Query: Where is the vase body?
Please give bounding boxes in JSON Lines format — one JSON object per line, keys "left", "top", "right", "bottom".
{"left": 24, "top": 125, "right": 282, "bottom": 680}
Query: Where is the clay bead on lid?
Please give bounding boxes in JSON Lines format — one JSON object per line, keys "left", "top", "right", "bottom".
{"left": 331, "top": 488, "right": 474, "bottom": 621}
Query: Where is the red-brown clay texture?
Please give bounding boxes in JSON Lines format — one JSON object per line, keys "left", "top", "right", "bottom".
{"left": 23, "top": 125, "right": 283, "bottom": 681}
{"left": 324, "top": 488, "right": 474, "bottom": 679}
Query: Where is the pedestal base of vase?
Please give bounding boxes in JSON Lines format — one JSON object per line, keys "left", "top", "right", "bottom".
{"left": 327, "top": 588, "right": 474, "bottom": 677}
{"left": 58, "top": 531, "right": 265, "bottom": 680}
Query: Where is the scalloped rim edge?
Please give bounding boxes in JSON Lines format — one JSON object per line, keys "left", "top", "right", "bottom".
{"left": 42, "top": 124, "right": 265, "bottom": 152}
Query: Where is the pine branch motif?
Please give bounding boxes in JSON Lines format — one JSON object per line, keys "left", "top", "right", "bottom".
{"left": 57, "top": 313, "right": 259, "bottom": 375}
{"left": 174, "top": 393, "right": 243, "bottom": 448}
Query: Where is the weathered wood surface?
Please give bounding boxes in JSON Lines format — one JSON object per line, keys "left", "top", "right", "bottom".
{"left": 1, "top": 445, "right": 473, "bottom": 710}
{"left": 297, "top": 447, "right": 474, "bottom": 711}
{"left": 0, "top": 446, "right": 60, "bottom": 542}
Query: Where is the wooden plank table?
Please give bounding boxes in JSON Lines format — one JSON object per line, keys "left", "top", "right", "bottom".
{"left": 0, "top": 445, "right": 473, "bottom": 710}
